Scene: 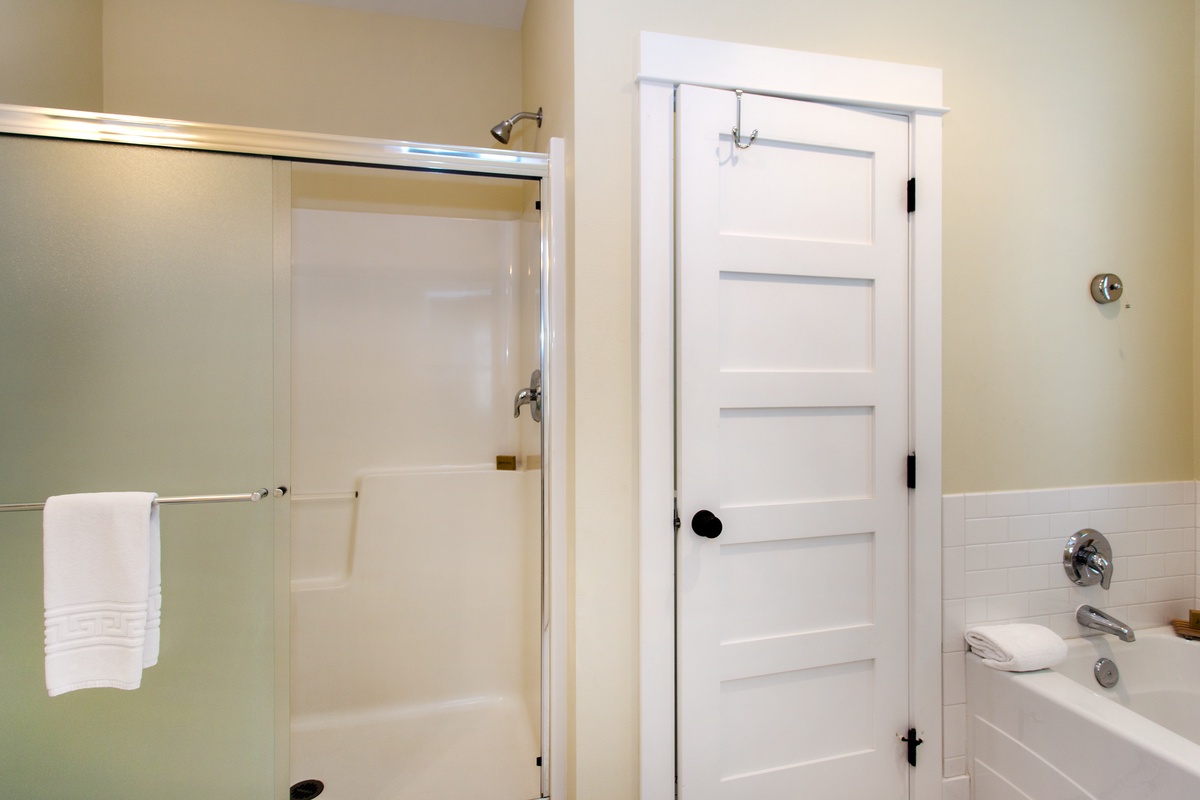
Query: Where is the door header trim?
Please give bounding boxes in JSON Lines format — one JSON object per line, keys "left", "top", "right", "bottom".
{"left": 636, "top": 32, "right": 949, "bottom": 116}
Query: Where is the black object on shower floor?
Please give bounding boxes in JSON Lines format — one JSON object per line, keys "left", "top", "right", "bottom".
{"left": 290, "top": 779, "right": 325, "bottom": 799}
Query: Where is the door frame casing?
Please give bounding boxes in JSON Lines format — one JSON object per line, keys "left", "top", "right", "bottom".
{"left": 634, "top": 32, "right": 945, "bottom": 800}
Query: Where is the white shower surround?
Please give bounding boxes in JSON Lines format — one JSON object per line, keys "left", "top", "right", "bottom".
{"left": 288, "top": 205, "right": 546, "bottom": 799}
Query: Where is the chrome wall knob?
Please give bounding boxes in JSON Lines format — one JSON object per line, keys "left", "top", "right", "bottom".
{"left": 1091, "top": 274, "right": 1123, "bottom": 304}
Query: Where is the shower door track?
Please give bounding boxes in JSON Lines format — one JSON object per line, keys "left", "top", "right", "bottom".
{"left": 0, "top": 103, "right": 549, "bottom": 179}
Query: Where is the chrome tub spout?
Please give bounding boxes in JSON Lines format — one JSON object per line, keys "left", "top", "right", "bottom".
{"left": 1076, "top": 604, "right": 1135, "bottom": 643}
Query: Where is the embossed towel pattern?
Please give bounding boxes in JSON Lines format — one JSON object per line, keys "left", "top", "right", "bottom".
{"left": 43, "top": 492, "right": 160, "bottom": 696}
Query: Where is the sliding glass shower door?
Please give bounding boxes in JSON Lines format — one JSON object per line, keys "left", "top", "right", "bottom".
{"left": 0, "top": 135, "right": 279, "bottom": 798}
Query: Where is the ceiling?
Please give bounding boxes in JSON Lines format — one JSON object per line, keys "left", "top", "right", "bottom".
{"left": 289, "top": 0, "right": 528, "bottom": 30}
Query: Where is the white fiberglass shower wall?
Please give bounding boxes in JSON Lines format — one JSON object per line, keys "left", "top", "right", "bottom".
{"left": 287, "top": 164, "right": 543, "bottom": 800}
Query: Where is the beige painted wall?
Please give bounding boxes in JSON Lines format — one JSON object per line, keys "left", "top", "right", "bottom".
{"left": 568, "top": 0, "right": 1194, "bottom": 795}
{"left": 0, "top": 0, "right": 103, "bottom": 110}
{"left": 521, "top": 0, "right": 573, "bottom": 152}
{"left": 101, "top": 0, "right": 521, "bottom": 148}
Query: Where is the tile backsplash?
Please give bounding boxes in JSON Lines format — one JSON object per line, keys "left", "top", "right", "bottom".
{"left": 940, "top": 481, "right": 1198, "bottom": 789}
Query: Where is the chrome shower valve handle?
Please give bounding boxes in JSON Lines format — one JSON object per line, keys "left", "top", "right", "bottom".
{"left": 1064, "top": 528, "right": 1114, "bottom": 589}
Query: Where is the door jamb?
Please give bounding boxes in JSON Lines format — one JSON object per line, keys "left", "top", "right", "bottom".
{"left": 634, "top": 32, "right": 945, "bottom": 800}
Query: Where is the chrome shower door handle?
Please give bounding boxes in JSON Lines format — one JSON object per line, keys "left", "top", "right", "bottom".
{"left": 513, "top": 368, "right": 542, "bottom": 422}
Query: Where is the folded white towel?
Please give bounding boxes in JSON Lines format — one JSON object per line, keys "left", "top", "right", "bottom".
{"left": 43, "top": 492, "right": 160, "bottom": 696}
{"left": 965, "top": 623, "right": 1067, "bottom": 672}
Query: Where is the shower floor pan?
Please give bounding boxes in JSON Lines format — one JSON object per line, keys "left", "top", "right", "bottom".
{"left": 290, "top": 694, "right": 540, "bottom": 800}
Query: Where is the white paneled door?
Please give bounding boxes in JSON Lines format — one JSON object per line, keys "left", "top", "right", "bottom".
{"left": 676, "top": 85, "right": 912, "bottom": 800}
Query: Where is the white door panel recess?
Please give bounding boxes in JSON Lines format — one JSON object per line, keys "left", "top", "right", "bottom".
{"left": 676, "top": 85, "right": 911, "bottom": 799}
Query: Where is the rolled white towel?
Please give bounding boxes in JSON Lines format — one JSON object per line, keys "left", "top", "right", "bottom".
{"left": 964, "top": 623, "right": 1067, "bottom": 672}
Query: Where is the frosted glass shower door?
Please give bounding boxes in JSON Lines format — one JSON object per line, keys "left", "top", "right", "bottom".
{"left": 0, "top": 135, "right": 278, "bottom": 798}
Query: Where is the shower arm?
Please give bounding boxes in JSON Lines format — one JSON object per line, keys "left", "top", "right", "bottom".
{"left": 490, "top": 108, "right": 543, "bottom": 145}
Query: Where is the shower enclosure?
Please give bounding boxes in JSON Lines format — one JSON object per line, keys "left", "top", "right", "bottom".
{"left": 0, "top": 104, "right": 565, "bottom": 800}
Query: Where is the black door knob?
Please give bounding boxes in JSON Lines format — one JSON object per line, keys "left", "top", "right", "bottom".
{"left": 691, "top": 509, "right": 723, "bottom": 539}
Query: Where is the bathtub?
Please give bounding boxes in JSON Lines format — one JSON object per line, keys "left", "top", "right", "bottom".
{"left": 966, "top": 626, "right": 1200, "bottom": 800}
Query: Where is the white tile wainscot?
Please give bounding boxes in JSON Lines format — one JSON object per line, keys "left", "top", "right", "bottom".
{"left": 940, "top": 481, "right": 1199, "bottom": 791}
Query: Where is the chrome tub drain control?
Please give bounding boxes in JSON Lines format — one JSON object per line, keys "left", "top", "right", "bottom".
{"left": 1094, "top": 657, "right": 1119, "bottom": 689}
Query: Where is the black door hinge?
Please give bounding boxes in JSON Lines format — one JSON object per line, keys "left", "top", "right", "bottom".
{"left": 901, "top": 728, "right": 923, "bottom": 766}
{"left": 907, "top": 454, "right": 916, "bottom": 489}
{"left": 907, "top": 178, "right": 916, "bottom": 213}
{"left": 673, "top": 501, "right": 681, "bottom": 532}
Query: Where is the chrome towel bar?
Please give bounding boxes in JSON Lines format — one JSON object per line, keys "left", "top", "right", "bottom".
{"left": 0, "top": 487, "right": 286, "bottom": 513}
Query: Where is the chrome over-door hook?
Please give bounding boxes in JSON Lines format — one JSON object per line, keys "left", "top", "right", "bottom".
{"left": 731, "top": 90, "right": 757, "bottom": 149}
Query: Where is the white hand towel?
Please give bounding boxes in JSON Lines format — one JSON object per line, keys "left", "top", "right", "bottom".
{"left": 143, "top": 501, "right": 161, "bottom": 669}
{"left": 43, "top": 492, "right": 160, "bottom": 696}
{"left": 965, "top": 623, "right": 1067, "bottom": 672}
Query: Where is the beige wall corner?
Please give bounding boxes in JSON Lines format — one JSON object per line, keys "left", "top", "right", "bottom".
{"left": 101, "top": 0, "right": 521, "bottom": 148}
{"left": 0, "top": 0, "right": 103, "bottom": 110}
{"left": 521, "top": 0, "right": 573, "bottom": 153}
{"left": 1195, "top": 0, "right": 1200, "bottom": 482}
{"left": 522, "top": 1, "right": 582, "bottom": 796}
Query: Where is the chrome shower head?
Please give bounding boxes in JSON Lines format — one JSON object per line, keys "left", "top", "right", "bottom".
{"left": 490, "top": 107, "right": 542, "bottom": 144}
